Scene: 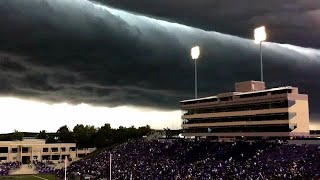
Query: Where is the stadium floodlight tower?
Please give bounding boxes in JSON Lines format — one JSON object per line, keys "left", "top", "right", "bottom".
{"left": 191, "top": 46, "right": 200, "bottom": 99}
{"left": 254, "top": 26, "right": 267, "bottom": 82}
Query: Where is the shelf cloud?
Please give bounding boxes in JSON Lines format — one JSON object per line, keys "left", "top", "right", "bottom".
{"left": 0, "top": 0, "right": 320, "bottom": 125}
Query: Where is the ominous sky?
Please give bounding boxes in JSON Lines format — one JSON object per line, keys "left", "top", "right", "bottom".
{"left": 0, "top": 0, "right": 320, "bottom": 132}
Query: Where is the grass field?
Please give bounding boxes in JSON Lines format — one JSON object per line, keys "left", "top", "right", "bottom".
{"left": 1, "top": 174, "right": 57, "bottom": 180}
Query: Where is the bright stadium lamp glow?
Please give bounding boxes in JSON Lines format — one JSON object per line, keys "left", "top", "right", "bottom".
{"left": 254, "top": 26, "right": 267, "bottom": 82}
{"left": 254, "top": 26, "right": 266, "bottom": 44}
{"left": 191, "top": 46, "right": 200, "bottom": 60}
{"left": 190, "top": 46, "right": 200, "bottom": 99}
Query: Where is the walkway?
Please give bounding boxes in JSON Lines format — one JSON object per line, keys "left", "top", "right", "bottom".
{"left": 10, "top": 164, "right": 38, "bottom": 175}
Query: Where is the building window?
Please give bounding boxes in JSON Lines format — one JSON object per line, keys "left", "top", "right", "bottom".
{"left": 33, "top": 156, "right": 38, "bottom": 160}
{"left": 22, "top": 147, "right": 29, "bottom": 153}
{"left": 11, "top": 148, "right": 18, "bottom": 153}
{"left": 51, "top": 155, "right": 60, "bottom": 160}
{"left": 43, "top": 148, "right": 49, "bottom": 152}
{"left": 185, "top": 113, "right": 290, "bottom": 124}
{"left": 0, "top": 157, "right": 7, "bottom": 161}
{"left": 185, "top": 124, "right": 292, "bottom": 133}
{"left": 69, "top": 147, "right": 76, "bottom": 151}
{"left": 51, "top": 148, "right": 58, "bottom": 152}
{"left": 184, "top": 100, "right": 289, "bottom": 115}
{"left": 0, "top": 147, "right": 8, "bottom": 153}
{"left": 42, "top": 155, "right": 50, "bottom": 160}
{"left": 61, "top": 147, "right": 66, "bottom": 152}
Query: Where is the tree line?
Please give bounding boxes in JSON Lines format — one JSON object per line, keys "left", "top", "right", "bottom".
{"left": 0, "top": 124, "right": 152, "bottom": 148}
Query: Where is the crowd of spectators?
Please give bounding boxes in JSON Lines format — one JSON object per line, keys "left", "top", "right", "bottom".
{"left": 0, "top": 161, "right": 21, "bottom": 176}
{"left": 34, "top": 160, "right": 56, "bottom": 174}
{"left": 0, "top": 140, "right": 319, "bottom": 179}
{"left": 64, "top": 139, "right": 320, "bottom": 179}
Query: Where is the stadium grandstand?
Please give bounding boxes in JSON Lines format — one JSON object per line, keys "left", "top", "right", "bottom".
{"left": 180, "top": 80, "right": 310, "bottom": 139}
{"left": 49, "top": 139, "right": 320, "bottom": 179}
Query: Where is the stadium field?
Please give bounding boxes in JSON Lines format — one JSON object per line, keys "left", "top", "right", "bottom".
{"left": 1, "top": 174, "right": 56, "bottom": 180}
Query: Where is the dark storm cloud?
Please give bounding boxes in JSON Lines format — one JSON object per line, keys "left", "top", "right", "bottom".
{"left": 0, "top": 0, "right": 320, "bottom": 126}
{"left": 103, "top": 0, "right": 320, "bottom": 47}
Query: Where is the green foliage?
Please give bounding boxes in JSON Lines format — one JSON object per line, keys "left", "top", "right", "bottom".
{"left": 36, "top": 130, "right": 48, "bottom": 139}
{"left": 56, "top": 125, "right": 75, "bottom": 143}
{"left": 0, "top": 134, "right": 11, "bottom": 141}
{"left": 10, "top": 130, "right": 24, "bottom": 141}
{"left": 73, "top": 124, "right": 97, "bottom": 148}
{"left": 44, "top": 124, "right": 151, "bottom": 148}
{"left": 46, "top": 134, "right": 58, "bottom": 143}
{"left": 4, "top": 124, "right": 151, "bottom": 148}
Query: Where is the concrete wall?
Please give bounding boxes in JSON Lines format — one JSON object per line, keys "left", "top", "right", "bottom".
{"left": 289, "top": 99, "right": 310, "bottom": 133}
{"left": 288, "top": 140, "right": 320, "bottom": 145}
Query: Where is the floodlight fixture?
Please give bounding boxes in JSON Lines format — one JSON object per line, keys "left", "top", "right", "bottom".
{"left": 254, "top": 26, "right": 266, "bottom": 44}
{"left": 191, "top": 46, "right": 200, "bottom": 60}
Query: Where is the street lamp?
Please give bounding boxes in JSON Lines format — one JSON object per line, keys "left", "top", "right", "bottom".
{"left": 191, "top": 46, "right": 200, "bottom": 99}
{"left": 254, "top": 26, "right": 267, "bottom": 82}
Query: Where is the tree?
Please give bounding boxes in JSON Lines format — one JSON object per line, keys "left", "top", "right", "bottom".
{"left": 91, "top": 123, "right": 113, "bottom": 148}
{"left": 138, "top": 125, "right": 151, "bottom": 137}
{"left": 113, "top": 126, "right": 126, "bottom": 143}
{"left": 0, "top": 134, "right": 11, "bottom": 141}
{"left": 10, "top": 130, "right": 23, "bottom": 141}
{"left": 57, "top": 125, "right": 74, "bottom": 143}
{"left": 46, "top": 134, "right": 58, "bottom": 143}
{"left": 99, "top": 123, "right": 113, "bottom": 141}
{"left": 36, "top": 130, "right": 48, "bottom": 140}
{"left": 127, "top": 126, "right": 139, "bottom": 139}
{"left": 73, "top": 124, "right": 97, "bottom": 148}
{"left": 46, "top": 123, "right": 154, "bottom": 147}
{"left": 92, "top": 131, "right": 107, "bottom": 148}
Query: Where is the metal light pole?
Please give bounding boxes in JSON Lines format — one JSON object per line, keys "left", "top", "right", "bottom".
{"left": 64, "top": 156, "right": 67, "bottom": 180}
{"left": 195, "top": 58, "right": 197, "bottom": 98}
{"left": 110, "top": 153, "right": 112, "bottom": 180}
{"left": 254, "top": 26, "right": 266, "bottom": 82}
{"left": 191, "top": 46, "right": 200, "bottom": 99}
{"left": 260, "top": 41, "right": 263, "bottom": 82}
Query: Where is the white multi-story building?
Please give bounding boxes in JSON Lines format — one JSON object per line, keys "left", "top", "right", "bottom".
{"left": 0, "top": 139, "right": 95, "bottom": 163}
{"left": 181, "top": 80, "right": 310, "bottom": 138}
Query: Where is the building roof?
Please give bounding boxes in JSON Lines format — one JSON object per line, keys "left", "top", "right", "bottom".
{"left": 180, "top": 86, "right": 295, "bottom": 103}
{"left": 180, "top": 96, "right": 218, "bottom": 103}
{"left": 235, "top": 86, "right": 294, "bottom": 95}
{"left": 235, "top": 80, "right": 264, "bottom": 83}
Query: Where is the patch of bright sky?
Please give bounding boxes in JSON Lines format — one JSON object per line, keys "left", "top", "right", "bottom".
{"left": 0, "top": 97, "right": 181, "bottom": 133}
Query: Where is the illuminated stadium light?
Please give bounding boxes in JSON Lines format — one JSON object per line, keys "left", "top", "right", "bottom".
{"left": 191, "top": 46, "right": 200, "bottom": 60}
{"left": 254, "top": 26, "right": 266, "bottom": 44}
{"left": 254, "top": 26, "right": 267, "bottom": 82}
{"left": 191, "top": 46, "right": 200, "bottom": 99}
